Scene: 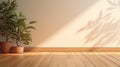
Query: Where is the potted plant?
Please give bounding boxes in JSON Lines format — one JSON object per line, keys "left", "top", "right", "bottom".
{"left": 0, "top": 0, "right": 37, "bottom": 53}
{"left": 10, "top": 12, "right": 37, "bottom": 53}
{"left": 0, "top": 0, "right": 17, "bottom": 53}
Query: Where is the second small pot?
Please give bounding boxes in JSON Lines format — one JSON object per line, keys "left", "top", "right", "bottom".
{"left": 11, "top": 46, "right": 24, "bottom": 53}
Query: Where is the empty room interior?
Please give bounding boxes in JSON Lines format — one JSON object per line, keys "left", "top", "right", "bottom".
{"left": 0, "top": 0, "right": 120, "bottom": 67}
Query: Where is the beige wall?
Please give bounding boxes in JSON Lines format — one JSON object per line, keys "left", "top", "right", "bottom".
{"left": 2, "top": 0, "right": 120, "bottom": 47}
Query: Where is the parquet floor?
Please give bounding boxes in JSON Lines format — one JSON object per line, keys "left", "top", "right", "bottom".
{"left": 0, "top": 52, "right": 120, "bottom": 67}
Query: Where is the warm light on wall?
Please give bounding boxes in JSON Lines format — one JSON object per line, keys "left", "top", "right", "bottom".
{"left": 17, "top": 0, "right": 120, "bottom": 47}
{"left": 38, "top": 0, "right": 108, "bottom": 47}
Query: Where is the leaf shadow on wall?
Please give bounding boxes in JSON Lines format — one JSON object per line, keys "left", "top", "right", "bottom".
{"left": 28, "top": 0, "right": 98, "bottom": 47}
{"left": 77, "top": 0, "right": 120, "bottom": 51}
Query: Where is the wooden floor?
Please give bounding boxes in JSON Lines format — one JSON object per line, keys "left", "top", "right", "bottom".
{"left": 1, "top": 52, "right": 120, "bottom": 67}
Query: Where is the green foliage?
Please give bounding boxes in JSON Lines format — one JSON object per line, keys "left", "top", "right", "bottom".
{"left": 0, "top": 0, "right": 37, "bottom": 46}
{"left": 12, "top": 12, "right": 37, "bottom": 46}
{"left": 0, "top": 0, "right": 17, "bottom": 42}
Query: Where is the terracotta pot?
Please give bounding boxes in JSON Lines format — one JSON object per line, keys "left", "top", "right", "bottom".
{"left": 1, "top": 42, "right": 11, "bottom": 53}
{"left": 11, "top": 46, "right": 24, "bottom": 53}
{"left": 0, "top": 42, "right": 2, "bottom": 53}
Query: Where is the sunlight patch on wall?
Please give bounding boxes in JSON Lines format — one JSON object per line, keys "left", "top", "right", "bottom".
{"left": 77, "top": 0, "right": 120, "bottom": 47}
{"left": 38, "top": 0, "right": 113, "bottom": 47}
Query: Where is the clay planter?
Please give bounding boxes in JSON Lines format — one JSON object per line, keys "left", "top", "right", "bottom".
{"left": 0, "top": 42, "right": 2, "bottom": 53}
{"left": 11, "top": 46, "right": 24, "bottom": 53}
{"left": 1, "top": 42, "right": 11, "bottom": 53}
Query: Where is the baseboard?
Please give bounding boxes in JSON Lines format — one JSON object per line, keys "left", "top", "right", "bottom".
{"left": 24, "top": 47, "right": 120, "bottom": 52}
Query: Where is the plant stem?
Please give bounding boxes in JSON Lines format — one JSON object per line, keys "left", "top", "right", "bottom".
{"left": 5, "top": 36, "right": 8, "bottom": 42}
{"left": 16, "top": 40, "right": 20, "bottom": 47}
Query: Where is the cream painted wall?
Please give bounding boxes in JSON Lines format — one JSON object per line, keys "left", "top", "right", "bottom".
{"left": 2, "top": 0, "right": 120, "bottom": 47}
{"left": 17, "top": 0, "right": 98, "bottom": 47}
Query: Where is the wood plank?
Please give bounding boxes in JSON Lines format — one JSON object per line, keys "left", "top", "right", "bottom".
{"left": 96, "top": 52, "right": 120, "bottom": 66}
{"left": 77, "top": 52, "right": 94, "bottom": 67}
{"left": 0, "top": 52, "right": 120, "bottom": 67}
{"left": 72, "top": 52, "right": 85, "bottom": 67}
{"left": 31, "top": 53, "right": 50, "bottom": 67}
{"left": 66, "top": 52, "right": 77, "bottom": 67}
{"left": 55, "top": 52, "right": 67, "bottom": 67}
{"left": 38, "top": 53, "right": 53, "bottom": 67}
{"left": 83, "top": 52, "right": 107, "bottom": 67}
{"left": 47, "top": 54, "right": 58, "bottom": 67}
{"left": 105, "top": 52, "right": 120, "bottom": 65}
{"left": 93, "top": 52, "right": 119, "bottom": 67}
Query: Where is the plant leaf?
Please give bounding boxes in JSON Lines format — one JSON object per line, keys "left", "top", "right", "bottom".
{"left": 27, "top": 26, "right": 35, "bottom": 30}
{"left": 19, "top": 12, "right": 25, "bottom": 17}
{"left": 29, "top": 21, "right": 37, "bottom": 24}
